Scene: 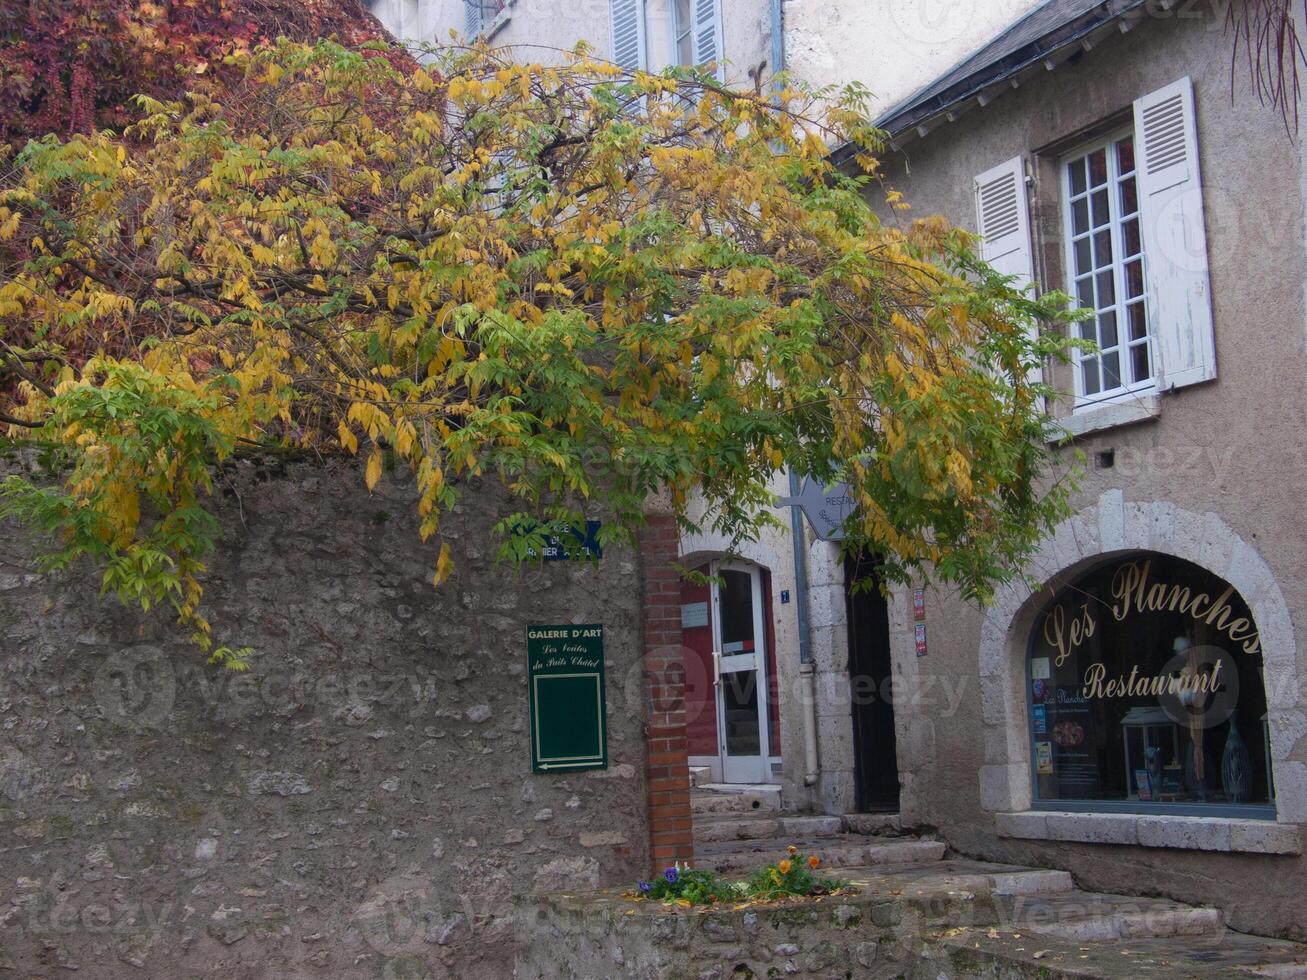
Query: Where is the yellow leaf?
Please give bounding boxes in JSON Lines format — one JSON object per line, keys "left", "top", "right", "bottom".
{"left": 433, "top": 541, "right": 453, "bottom": 586}
{"left": 365, "top": 449, "right": 382, "bottom": 490}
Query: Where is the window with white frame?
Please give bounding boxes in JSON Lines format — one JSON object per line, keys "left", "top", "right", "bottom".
{"left": 975, "top": 77, "right": 1216, "bottom": 422}
{"left": 671, "top": 0, "right": 722, "bottom": 73}
{"left": 1061, "top": 131, "right": 1152, "bottom": 405}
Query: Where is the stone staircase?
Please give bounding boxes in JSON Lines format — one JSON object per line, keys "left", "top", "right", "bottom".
{"left": 690, "top": 783, "right": 944, "bottom": 875}
{"left": 582, "top": 783, "right": 1307, "bottom": 979}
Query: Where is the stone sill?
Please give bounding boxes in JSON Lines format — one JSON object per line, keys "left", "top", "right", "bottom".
{"left": 996, "top": 810, "right": 1302, "bottom": 855}
{"left": 1048, "top": 392, "right": 1161, "bottom": 442}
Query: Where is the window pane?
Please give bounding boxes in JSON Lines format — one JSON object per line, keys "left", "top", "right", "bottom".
{"left": 1127, "top": 301, "right": 1147, "bottom": 340}
{"left": 1131, "top": 341, "right": 1151, "bottom": 381}
{"left": 1099, "top": 309, "right": 1118, "bottom": 349}
{"left": 1096, "top": 269, "right": 1115, "bottom": 307}
{"left": 1125, "top": 259, "right": 1144, "bottom": 298}
{"left": 1079, "top": 318, "right": 1097, "bottom": 341}
{"left": 1077, "top": 276, "right": 1095, "bottom": 309}
{"left": 719, "top": 569, "right": 756, "bottom": 650}
{"left": 1093, "top": 229, "right": 1113, "bottom": 267}
{"left": 1122, "top": 217, "right": 1141, "bottom": 257}
{"left": 721, "top": 670, "right": 761, "bottom": 756}
{"left": 1091, "top": 189, "right": 1110, "bottom": 227}
{"left": 1069, "top": 158, "right": 1087, "bottom": 196}
{"left": 1075, "top": 237, "right": 1093, "bottom": 276}
{"left": 1081, "top": 357, "right": 1101, "bottom": 395}
{"left": 1088, "top": 148, "right": 1107, "bottom": 186}
{"left": 1102, "top": 349, "right": 1121, "bottom": 390}
{"left": 1116, "top": 136, "right": 1135, "bottom": 174}
{"left": 1072, "top": 197, "right": 1089, "bottom": 235}
{"left": 1120, "top": 176, "right": 1138, "bottom": 217}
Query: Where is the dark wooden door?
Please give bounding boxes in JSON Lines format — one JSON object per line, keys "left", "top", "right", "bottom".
{"left": 846, "top": 552, "right": 900, "bottom": 812}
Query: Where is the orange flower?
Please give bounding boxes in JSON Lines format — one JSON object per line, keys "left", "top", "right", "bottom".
{"left": 778, "top": 859, "right": 792, "bottom": 874}
{"left": 787, "top": 845, "right": 798, "bottom": 855}
{"left": 808, "top": 855, "right": 820, "bottom": 869}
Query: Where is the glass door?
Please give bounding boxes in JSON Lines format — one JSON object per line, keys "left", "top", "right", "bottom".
{"left": 712, "top": 561, "right": 771, "bottom": 784}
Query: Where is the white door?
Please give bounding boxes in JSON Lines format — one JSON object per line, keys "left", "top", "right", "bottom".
{"left": 711, "top": 561, "right": 772, "bottom": 784}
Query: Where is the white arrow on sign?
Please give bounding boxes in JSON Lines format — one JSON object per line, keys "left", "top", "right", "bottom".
{"left": 775, "top": 475, "right": 856, "bottom": 541}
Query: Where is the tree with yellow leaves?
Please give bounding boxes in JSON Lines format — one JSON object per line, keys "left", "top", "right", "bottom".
{"left": 0, "top": 39, "right": 1080, "bottom": 663}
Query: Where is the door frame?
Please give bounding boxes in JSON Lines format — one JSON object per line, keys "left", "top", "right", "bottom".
{"left": 711, "top": 559, "right": 772, "bottom": 784}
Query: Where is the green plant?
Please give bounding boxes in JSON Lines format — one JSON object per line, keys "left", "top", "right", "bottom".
{"left": 744, "top": 846, "right": 846, "bottom": 901}
{"left": 631, "top": 848, "right": 852, "bottom": 908}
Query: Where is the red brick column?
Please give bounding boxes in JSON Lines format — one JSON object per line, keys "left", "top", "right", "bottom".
{"left": 638, "top": 513, "right": 694, "bottom": 872}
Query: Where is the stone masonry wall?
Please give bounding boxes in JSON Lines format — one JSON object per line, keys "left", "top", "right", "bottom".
{"left": 0, "top": 455, "right": 651, "bottom": 978}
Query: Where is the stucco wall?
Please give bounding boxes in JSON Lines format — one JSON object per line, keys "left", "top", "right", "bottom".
{"left": 863, "top": 10, "right": 1307, "bottom": 940}
{"left": 783, "top": 0, "right": 1045, "bottom": 117}
{"left": 371, "top": 0, "right": 772, "bottom": 90}
{"left": 0, "top": 456, "right": 649, "bottom": 977}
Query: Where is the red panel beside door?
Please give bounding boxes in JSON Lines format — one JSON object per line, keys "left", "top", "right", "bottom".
{"left": 680, "top": 565, "right": 718, "bottom": 757}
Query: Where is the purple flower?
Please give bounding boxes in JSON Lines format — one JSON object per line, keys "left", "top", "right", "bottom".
{"left": 638, "top": 881, "right": 652, "bottom": 893}
{"left": 664, "top": 867, "right": 679, "bottom": 885}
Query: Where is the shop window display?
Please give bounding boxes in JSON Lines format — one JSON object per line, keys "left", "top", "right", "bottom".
{"left": 1028, "top": 553, "right": 1274, "bottom": 815}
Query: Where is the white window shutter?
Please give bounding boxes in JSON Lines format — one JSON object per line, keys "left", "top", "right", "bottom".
{"left": 694, "top": 0, "right": 723, "bottom": 77}
{"left": 1133, "top": 76, "right": 1215, "bottom": 389}
{"left": 975, "top": 155, "right": 1041, "bottom": 385}
{"left": 975, "top": 156, "right": 1035, "bottom": 288}
{"left": 464, "top": 0, "right": 482, "bottom": 38}
{"left": 610, "top": 0, "right": 647, "bottom": 71}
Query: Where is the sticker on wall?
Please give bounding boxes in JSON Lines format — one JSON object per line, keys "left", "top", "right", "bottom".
{"left": 1035, "top": 741, "right": 1054, "bottom": 775}
{"left": 1030, "top": 657, "right": 1051, "bottom": 680}
{"left": 914, "top": 623, "right": 928, "bottom": 657}
{"left": 1032, "top": 703, "right": 1047, "bottom": 735}
{"left": 1031, "top": 679, "right": 1047, "bottom": 702}
{"left": 912, "top": 589, "right": 925, "bottom": 622}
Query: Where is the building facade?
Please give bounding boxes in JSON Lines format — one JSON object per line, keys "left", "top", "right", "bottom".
{"left": 366, "top": 0, "right": 1307, "bottom": 940}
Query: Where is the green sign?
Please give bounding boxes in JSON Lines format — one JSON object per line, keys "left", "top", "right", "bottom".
{"left": 527, "top": 624, "right": 607, "bottom": 773}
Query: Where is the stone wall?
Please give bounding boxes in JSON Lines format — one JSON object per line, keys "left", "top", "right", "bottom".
{"left": 0, "top": 455, "right": 651, "bottom": 978}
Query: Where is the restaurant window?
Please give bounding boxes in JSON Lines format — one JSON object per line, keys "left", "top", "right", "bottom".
{"left": 1028, "top": 553, "right": 1274, "bottom": 817}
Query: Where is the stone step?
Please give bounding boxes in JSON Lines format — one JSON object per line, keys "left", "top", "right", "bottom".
{"left": 843, "top": 812, "right": 901, "bottom": 835}
{"left": 693, "top": 834, "right": 946, "bottom": 875}
{"left": 995, "top": 890, "right": 1223, "bottom": 941}
{"left": 689, "top": 783, "right": 782, "bottom": 816}
{"left": 691, "top": 812, "right": 845, "bottom": 844}
{"left": 688, "top": 765, "right": 711, "bottom": 788}
{"left": 841, "top": 858, "right": 1075, "bottom": 901}
{"left": 693, "top": 815, "right": 781, "bottom": 843}
{"left": 932, "top": 925, "right": 1307, "bottom": 978}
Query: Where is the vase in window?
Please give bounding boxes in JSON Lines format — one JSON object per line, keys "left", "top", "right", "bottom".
{"left": 1221, "top": 720, "right": 1252, "bottom": 804}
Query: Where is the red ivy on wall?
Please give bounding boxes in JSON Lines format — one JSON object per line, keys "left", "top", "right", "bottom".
{"left": 0, "top": 0, "right": 399, "bottom": 145}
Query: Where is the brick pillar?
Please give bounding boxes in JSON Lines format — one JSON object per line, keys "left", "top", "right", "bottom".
{"left": 638, "top": 513, "right": 694, "bottom": 872}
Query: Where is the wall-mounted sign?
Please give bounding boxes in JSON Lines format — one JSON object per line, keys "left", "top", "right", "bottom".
{"left": 527, "top": 624, "right": 607, "bottom": 773}
{"left": 914, "top": 623, "right": 928, "bottom": 658}
{"left": 680, "top": 601, "right": 709, "bottom": 630}
{"left": 912, "top": 589, "right": 926, "bottom": 622}
{"left": 526, "top": 521, "right": 603, "bottom": 561}
{"left": 775, "top": 476, "right": 856, "bottom": 541}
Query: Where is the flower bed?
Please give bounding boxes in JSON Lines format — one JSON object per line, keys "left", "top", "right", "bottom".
{"left": 629, "top": 846, "right": 854, "bottom": 908}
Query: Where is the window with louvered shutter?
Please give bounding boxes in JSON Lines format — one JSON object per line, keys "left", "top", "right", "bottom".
{"left": 1132, "top": 76, "right": 1215, "bottom": 390}
{"left": 464, "top": 0, "right": 482, "bottom": 37}
{"left": 610, "top": 0, "right": 647, "bottom": 71}
{"left": 672, "top": 0, "right": 721, "bottom": 75}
